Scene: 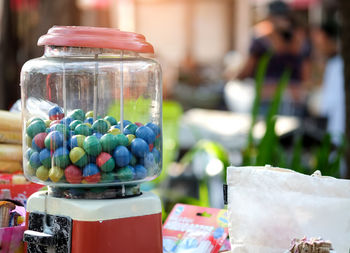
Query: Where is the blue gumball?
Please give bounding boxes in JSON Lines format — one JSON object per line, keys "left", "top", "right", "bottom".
{"left": 83, "top": 163, "right": 100, "bottom": 177}
{"left": 84, "top": 117, "right": 94, "bottom": 125}
{"left": 145, "top": 122, "right": 161, "bottom": 136}
{"left": 61, "top": 117, "right": 74, "bottom": 126}
{"left": 44, "top": 131, "right": 64, "bottom": 150}
{"left": 113, "top": 146, "right": 130, "bottom": 167}
{"left": 141, "top": 152, "right": 156, "bottom": 170}
{"left": 151, "top": 148, "right": 161, "bottom": 163}
{"left": 118, "top": 120, "right": 132, "bottom": 127}
{"left": 25, "top": 148, "right": 35, "bottom": 160}
{"left": 48, "top": 105, "right": 64, "bottom": 120}
{"left": 123, "top": 129, "right": 132, "bottom": 135}
{"left": 39, "top": 148, "right": 52, "bottom": 168}
{"left": 93, "top": 132, "right": 103, "bottom": 139}
{"left": 130, "top": 138, "right": 149, "bottom": 157}
{"left": 29, "top": 152, "right": 41, "bottom": 169}
{"left": 135, "top": 126, "right": 155, "bottom": 144}
{"left": 134, "top": 164, "right": 147, "bottom": 180}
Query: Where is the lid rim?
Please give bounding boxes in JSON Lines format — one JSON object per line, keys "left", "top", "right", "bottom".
{"left": 38, "top": 26, "right": 154, "bottom": 54}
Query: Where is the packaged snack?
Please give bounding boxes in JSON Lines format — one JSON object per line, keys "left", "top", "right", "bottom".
{"left": 163, "top": 204, "right": 229, "bottom": 253}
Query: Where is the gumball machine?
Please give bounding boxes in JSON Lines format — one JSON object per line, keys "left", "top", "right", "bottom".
{"left": 20, "top": 26, "right": 163, "bottom": 253}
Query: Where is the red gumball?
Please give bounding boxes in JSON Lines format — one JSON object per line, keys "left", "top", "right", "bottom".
{"left": 96, "top": 152, "right": 112, "bottom": 168}
{"left": 83, "top": 173, "right": 101, "bottom": 183}
{"left": 33, "top": 132, "right": 47, "bottom": 150}
{"left": 135, "top": 122, "right": 143, "bottom": 127}
{"left": 65, "top": 165, "right": 83, "bottom": 184}
{"left": 149, "top": 143, "right": 154, "bottom": 151}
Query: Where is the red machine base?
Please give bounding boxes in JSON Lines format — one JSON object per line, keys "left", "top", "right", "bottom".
{"left": 72, "top": 212, "right": 163, "bottom": 253}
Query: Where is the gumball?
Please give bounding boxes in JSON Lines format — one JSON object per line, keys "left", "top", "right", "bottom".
{"left": 26, "top": 135, "right": 32, "bottom": 146}
{"left": 26, "top": 117, "right": 44, "bottom": 127}
{"left": 92, "top": 119, "right": 109, "bottom": 134}
{"left": 83, "top": 135, "right": 102, "bottom": 156}
{"left": 135, "top": 122, "right": 143, "bottom": 127}
{"left": 123, "top": 129, "right": 132, "bottom": 135}
{"left": 51, "top": 124, "right": 69, "bottom": 139}
{"left": 152, "top": 148, "right": 161, "bottom": 163}
{"left": 134, "top": 164, "right": 147, "bottom": 180}
{"left": 108, "top": 128, "right": 121, "bottom": 135}
{"left": 135, "top": 126, "right": 156, "bottom": 144}
{"left": 49, "top": 166, "right": 64, "bottom": 182}
{"left": 74, "top": 123, "right": 92, "bottom": 136}
{"left": 116, "top": 165, "right": 135, "bottom": 181}
{"left": 69, "top": 147, "right": 88, "bottom": 167}
{"left": 25, "top": 162, "right": 36, "bottom": 176}
{"left": 84, "top": 122, "right": 92, "bottom": 128}
{"left": 129, "top": 154, "right": 137, "bottom": 166}
{"left": 68, "top": 109, "right": 85, "bottom": 121}
{"left": 85, "top": 111, "right": 94, "bottom": 118}
{"left": 82, "top": 163, "right": 101, "bottom": 183}
{"left": 124, "top": 124, "right": 138, "bottom": 135}
{"left": 39, "top": 148, "right": 52, "bottom": 168}
{"left": 48, "top": 106, "right": 64, "bottom": 120}
{"left": 69, "top": 120, "right": 83, "bottom": 130}
{"left": 93, "top": 132, "right": 103, "bottom": 139}
{"left": 101, "top": 172, "right": 115, "bottom": 182}
{"left": 65, "top": 165, "right": 82, "bottom": 184}
{"left": 36, "top": 165, "right": 49, "bottom": 181}
{"left": 145, "top": 122, "right": 161, "bottom": 136}
{"left": 126, "top": 134, "right": 135, "bottom": 145}
{"left": 118, "top": 120, "right": 132, "bottom": 127}
{"left": 104, "top": 116, "right": 117, "bottom": 126}
{"left": 69, "top": 135, "right": 85, "bottom": 149}
{"left": 115, "top": 134, "right": 129, "bottom": 146}
{"left": 50, "top": 120, "right": 61, "bottom": 127}
{"left": 96, "top": 152, "right": 115, "bottom": 172}
{"left": 61, "top": 117, "right": 73, "bottom": 126}
{"left": 84, "top": 117, "right": 94, "bottom": 125}
{"left": 26, "top": 120, "right": 46, "bottom": 138}
{"left": 44, "top": 119, "right": 52, "bottom": 127}
{"left": 149, "top": 143, "right": 154, "bottom": 151}
{"left": 142, "top": 152, "right": 156, "bottom": 170}
{"left": 44, "top": 131, "right": 64, "bottom": 150}
{"left": 100, "top": 133, "right": 117, "bottom": 153}
{"left": 29, "top": 152, "right": 41, "bottom": 169}
{"left": 25, "top": 148, "right": 35, "bottom": 160}
{"left": 130, "top": 138, "right": 149, "bottom": 157}
{"left": 53, "top": 147, "right": 70, "bottom": 168}
{"left": 113, "top": 146, "right": 130, "bottom": 167}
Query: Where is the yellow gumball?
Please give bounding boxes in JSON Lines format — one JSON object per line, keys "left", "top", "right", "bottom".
{"left": 49, "top": 166, "right": 64, "bottom": 182}
{"left": 36, "top": 166, "right": 49, "bottom": 181}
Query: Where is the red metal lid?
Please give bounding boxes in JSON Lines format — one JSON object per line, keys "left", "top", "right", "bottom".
{"left": 38, "top": 26, "right": 154, "bottom": 54}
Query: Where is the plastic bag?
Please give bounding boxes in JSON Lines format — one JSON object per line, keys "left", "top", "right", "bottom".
{"left": 227, "top": 166, "right": 350, "bottom": 253}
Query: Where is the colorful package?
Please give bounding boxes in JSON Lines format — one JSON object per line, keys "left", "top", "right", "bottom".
{"left": 163, "top": 204, "right": 229, "bottom": 253}
{"left": 0, "top": 174, "right": 43, "bottom": 207}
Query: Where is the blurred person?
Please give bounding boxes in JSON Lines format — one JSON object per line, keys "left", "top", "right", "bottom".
{"left": 312, "top": 20, "right": 344, "bottom": 145}
{"left": 237, "top": 1, "right": 311, "bottom": 115}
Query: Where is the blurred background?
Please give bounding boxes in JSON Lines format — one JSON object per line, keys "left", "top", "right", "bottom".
{"left": 0, "top": 0, "right": 348, "bottom": 213}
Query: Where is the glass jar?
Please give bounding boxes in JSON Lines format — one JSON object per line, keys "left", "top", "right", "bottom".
{"left": 20, "top": 26, "right": 162, "bottom": 194}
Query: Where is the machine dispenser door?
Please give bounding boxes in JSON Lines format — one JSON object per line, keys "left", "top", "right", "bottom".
{"left": 23, "top": 212, "right": 72, "bottom": 253}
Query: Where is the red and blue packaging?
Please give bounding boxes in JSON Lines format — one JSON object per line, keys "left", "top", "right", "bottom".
{"left": 163, "top": 204, "right": 229, "bottom": 253}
